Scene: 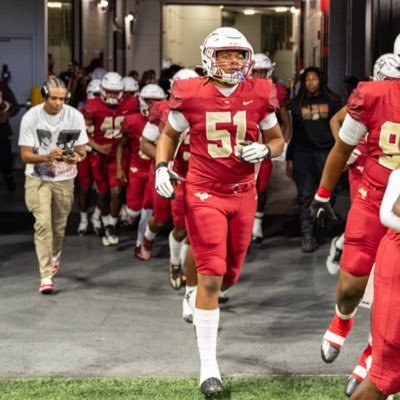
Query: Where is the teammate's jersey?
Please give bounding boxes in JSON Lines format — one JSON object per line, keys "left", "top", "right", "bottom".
{"left": 120, "top": 112, "right": 150, "bottom": 171}
{"left": 148, "top": 99, "right": 170, "bottom": 132}
{"left": 347, "top": 80, "right": 400, "bottom": 190}
{"left": 169, "top": 77, "right": 278, "bottom": 185}
{"left": 82, "top": 96, "right": 138, "bottom": 152}
{"left": 275, "top": 82, "right": 287, "bottom": 108}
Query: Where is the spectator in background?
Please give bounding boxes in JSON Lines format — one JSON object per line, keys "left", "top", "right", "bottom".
{"left": 128, "top": 70, "right": 140, "bottom": 82}
{"left": 48, "top": 54, "right": 56, "bottom": 77}
{"left": 59, "top": 60, "right": 86, "bottom": 108}
{"left": 139, "top": 69, "right": 157, "bottom": 89}
{"left": 286, "top": 66, "right": 342, "bottom": 252}
{"left": 158, "top": 64, "right": 182, "bottom": 95}
{"left": 0, "top": 73, "right": 20, "bottom": 192}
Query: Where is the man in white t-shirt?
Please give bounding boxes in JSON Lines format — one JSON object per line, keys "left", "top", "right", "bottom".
{"left": 18, "top": 77, "right": 88, "bottom": 294}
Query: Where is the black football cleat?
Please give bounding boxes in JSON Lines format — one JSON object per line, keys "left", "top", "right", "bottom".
{"left": 200, "top": 377, "right": 223, "bottom": 398}
{"left": 344, "top": 375, "right": 362, "bottom": 398}
{"left": 321, "top": 339, "right": 341, "bottom": 363}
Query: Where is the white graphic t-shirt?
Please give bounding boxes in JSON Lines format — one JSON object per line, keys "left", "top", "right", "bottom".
{"left": 18, "top": 104, "right": 88, "bottom": 181}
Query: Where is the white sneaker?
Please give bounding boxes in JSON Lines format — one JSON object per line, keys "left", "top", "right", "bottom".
{"left": 119, "top": 205, "right": 128, "bottom": 226}
{"left": 91, "top": 213, "right": 103, "bottom": 236}
{"left": 182, "top": 289, "right": 196, "bottom": 323}
{"left": 102, "top": 225, "right": 119, "bottom": 246}
{"left": 77, "top": 219, "right": 88, "bottom": 235}
{"left": 326, "top": 236, "right": 342, "bottom": 275}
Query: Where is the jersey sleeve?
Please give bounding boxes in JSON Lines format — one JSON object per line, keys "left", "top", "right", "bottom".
{"left": 347, "top": 82, "right": 370, "bottom": 126}
{"left": 274, "top": 82, "right": 288, "bottom": 108}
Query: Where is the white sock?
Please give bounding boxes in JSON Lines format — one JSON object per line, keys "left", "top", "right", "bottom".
{"left": 335, "top": 304, "right": 357, "bottom": 320}
{"left": 144, "top": 224, "right": 157, "bottom": 241}
{"left": 127, "top": 208, "right": 140, "bottom": 219}
{"left": 252, "top": 211, "right": 264, "bottom": 237}
{"left": 137, "top": 209, "right": 152, "bottom": 246}
{"left": 109, "top": 216, "right": 118, "bottom": 227}
{"left": 185, "top": 285, "right": 197, "bottom": 295}
{"left": 101, "top": 215, "right": 110, "bottom": 226}
{"left": 336, "top": 233, "right": 345, "bottom": 249}
{"left": 180, "top": 243, "right": 189, "bottom": 268}
{"left": 93, "top": 206, "right": 101, "bottom": 219}
{"left": 194, "top": 307, "right": 221, "bottom": 384}
{"left": 169, "top": 231, "right": 183, "bottom": 265}
{"left": 80, "top": 212, "right": 88, "bottom": 222}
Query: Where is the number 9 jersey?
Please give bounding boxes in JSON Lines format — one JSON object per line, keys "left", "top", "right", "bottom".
{"left": 347, "top": 80, "right": 400, "bottom": 190}
{"left": 168, "top": 77, "right": 279, "bottom": 185}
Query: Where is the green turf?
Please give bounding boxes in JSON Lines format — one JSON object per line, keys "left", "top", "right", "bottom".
{"left": 0, "top": 377, "right": 398, "bottom": 400}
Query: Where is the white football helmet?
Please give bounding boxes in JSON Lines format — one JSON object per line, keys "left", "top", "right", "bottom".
{"left": 91, "top": 67, "right": 106, "bottom": 80}
{"left": 200, "top": 27, "right": 255, "bottom": 85}
{"left": 139, "top": 84, "right": 165, "bottom": 116}
{"left": 86, "top": 79, "right": 101, "bottom": 99}
{"left": 122, "top": 76, "right": 139, "bottom": 94}
{"left": 170, "top": 68, "right": 199, "bottom": 88}
{"left": 373, "top": 53, "right": 400, "bottom": 81}
{"left": 253, "top": 53, "right": 275, "bottom": 79}
{"left": 101, "top": 72, "right": 124, "bottom": 105}
{"left": 394, "top": 34, "right": 400, "bottom": 57}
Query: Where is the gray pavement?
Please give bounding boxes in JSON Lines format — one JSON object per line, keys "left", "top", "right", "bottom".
{"left": 0, "top": 167, "right": 370, "bottom": 379}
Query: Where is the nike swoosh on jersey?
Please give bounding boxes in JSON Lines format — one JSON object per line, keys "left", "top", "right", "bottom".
{"left": 243, "top": 100, "right": 254, "bottom": 105}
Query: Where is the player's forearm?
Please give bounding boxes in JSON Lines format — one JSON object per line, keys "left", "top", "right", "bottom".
{"left": 140, "top": 139, "right": 156, "bottom": 160}
{"left": 319, "top": 141, "right": 354, "bottom": 191}
{"left": 279, "top": 109, "right": 292, "bottom": 142}
{"left": 156, "top": 132, "right": 178, "bottom": 164}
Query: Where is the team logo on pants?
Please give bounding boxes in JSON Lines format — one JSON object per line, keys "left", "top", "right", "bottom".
{"left": 195, "top": 192, "right": 212, "bottom": 202}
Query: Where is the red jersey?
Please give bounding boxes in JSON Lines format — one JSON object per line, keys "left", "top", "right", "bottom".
{"left": 121, "top": 112, "right": 150, "bottom": 171}
{"left": 274, "top": 82, "right": 287, "bottom": 108}
{"left": 169, "top": 77, "right": 278, "bottom": 185}
{"left": 82, "top": 96, "right": 138, "bottom": 153}
{"left": 148, "top": 99, "right": 170, "bottom": 131}
{"left": 347, "top": 80, "right": 400, "bottom": 190}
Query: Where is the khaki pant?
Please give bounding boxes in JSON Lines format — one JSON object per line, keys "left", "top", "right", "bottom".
{"left": 25, "top": 176, "right": 74, "bottom": 279}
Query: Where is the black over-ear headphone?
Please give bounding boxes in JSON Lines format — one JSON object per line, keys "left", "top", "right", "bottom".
{"left": 41, "top": 78, "right": 71, "bottom": 103}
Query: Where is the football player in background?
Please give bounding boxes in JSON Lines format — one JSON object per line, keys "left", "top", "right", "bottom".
{"left": 251, "top": 54, "right": 291, "bottom": 243}
{"left": 77, "top": 79, "right": 102, "bottom": 235}
{"left": 309, "top": 52, "right": 400, "bottom": 390}
{"left": 81, "top": 72, "right": 138, "bottom": 246}
{"left": 155, "top": 27, "right": 284, "bottom": 396}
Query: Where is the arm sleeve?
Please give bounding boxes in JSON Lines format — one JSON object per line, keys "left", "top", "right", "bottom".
{"left": 168, "top": 110, "right": 189, "bottom": 132}
{"left": 380, "top": 169, "right": 400, "bottom": 231}
{"left": 142, "top": 122, "right": 160, "bottom": 142}
{"left": 259, "top": 112, "right": 278, "bottom": 130}
{"left": 338, "top": 114, "right": 368, "bottom": 146}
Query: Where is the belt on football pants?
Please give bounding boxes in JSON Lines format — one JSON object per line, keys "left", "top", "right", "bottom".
{"left": 203, "top": 181, "right": 255, "bottom": 194}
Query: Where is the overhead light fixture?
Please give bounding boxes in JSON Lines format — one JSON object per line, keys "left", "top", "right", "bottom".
{"left": 219, "top": 5, "right": 224, "bottom": 10}
{"left": 97, "top": 0, "right": 108, "bottom": 10}
{"left": 290, "top": 7, "right": 297, "bottom": 14}
{"left": 48, "top": 2, "right": 62, "bottom": 8}
{"left": 275, "top": 7, "right": 288, "bottom": 13}
{"left": 243, "top": 9, "right": 255, "bottom": 15}
{"left": 125, "top": 12, "right": 135, "bottom": 22}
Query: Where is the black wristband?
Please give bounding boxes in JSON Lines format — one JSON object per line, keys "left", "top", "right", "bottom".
{"left": 265, "top": 144, "right": 272, "bottom": 159}
{"left": 155, "top": 161, "right": 168, "bottom": 174}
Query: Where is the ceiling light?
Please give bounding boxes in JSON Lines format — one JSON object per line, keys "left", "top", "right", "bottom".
{"left": 243, "top": 9, "right": 255, "bottom": 15}
{"left": 219, "top": 5, "right": 224, "bottom": 10}
{"left": 126, "top": 12, "right": 135, "bottom": 22}
{"left": 290, "top": 7, "right": 297, "bottom": 14}
{"left": 97, "top": 0, "right": 108, "bottom": 10}
{"left": 48, "top": 2, "right": 62, "bottom": 8}
{"left": 275, "top": 7, "right": 288, "bottom": 13}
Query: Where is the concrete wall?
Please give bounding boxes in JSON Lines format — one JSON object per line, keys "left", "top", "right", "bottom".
{"left": 0, "top": 0, "right": 46, "bottom": 151}
{"left": 233, "top": 13, "right": 262, "bottom": 53}
{"left": 303, "top": 1, "right": 322, "bottom": 67}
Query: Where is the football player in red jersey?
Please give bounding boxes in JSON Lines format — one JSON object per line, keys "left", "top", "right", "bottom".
{"left": 81, "top": 72, "right": 138, "bottom": 246}
{"left": 77, "top": 79, "right": 102, "bottom": 235}
{"left": 251, "top": 54, "right": 291, "bottom": 244}
{"left": 309, "top": 53, "right": 400, "bottom": 377}
{"left": 350, "top": 169, "right": 400, "bottom": 400}
{"left": 116, "top": 84, "right": 164, "bottom": 253}
{"left": 135, "top": 84, "right": 175, "bottom": 262}
{"left": 155, "top": 28, "right": 284, "bottom": 397}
